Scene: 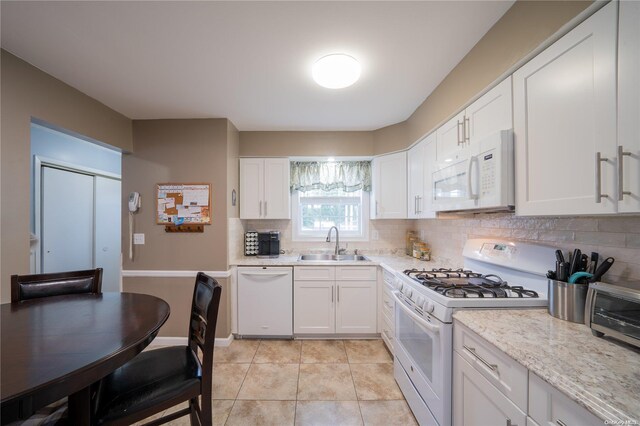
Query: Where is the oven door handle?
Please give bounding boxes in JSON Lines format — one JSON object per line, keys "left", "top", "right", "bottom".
{"left": 392, "top": 291, "right": 441, "bottom": 334}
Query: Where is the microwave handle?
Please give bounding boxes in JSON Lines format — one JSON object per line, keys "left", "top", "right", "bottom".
{"left": 467, "top": 156, "right": 479, "bottom": 200}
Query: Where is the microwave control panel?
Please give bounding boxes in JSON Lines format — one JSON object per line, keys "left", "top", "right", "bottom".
{"left": 480, "top": 149, "right": 496, "bottom": 196}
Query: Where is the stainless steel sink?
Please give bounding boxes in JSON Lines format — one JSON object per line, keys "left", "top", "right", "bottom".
{"left": 298, "top": 254, "right": 369, "bottom": 261}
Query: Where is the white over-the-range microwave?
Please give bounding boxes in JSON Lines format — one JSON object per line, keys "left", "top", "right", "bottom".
{"left": 432, "top": 129, "right": 514, "bottom": 212}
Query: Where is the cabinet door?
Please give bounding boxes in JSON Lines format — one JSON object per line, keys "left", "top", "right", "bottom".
{"left": 407, "top": 140, "right": 425, "bottom": 219}
{"left": 436, "top": 110, "right": 466, "bottom": 162}
{"left": 618, "top": 0, "right": 640, "bottom": 213}
{"left": 453, "top": 352, "right": 527, "bottom": 426}
{"left": 513, "top": 2, "right": 617, "bottom": 216}
{"left": 336, "top": 280, "right": 377, "bottom": 334}
{"left": 466, "top": 77, "right": 513, "bottom": 144}
{"left": 240, "top": 158, "right": 264, "bottom": 219}
{"left": 421, "top": 133, "right": 438, "bottom": 218}
{"left": 294, "top": 280, "right": 335, "bottom": 334}
{"left": 372, "top": 151, "right": 407, "bottom": 219}
{"left": 528, "top": 372, "right": 602, "bottom": 426}
{"left": 263, "top": 158, "right": 291, "bottom": 219}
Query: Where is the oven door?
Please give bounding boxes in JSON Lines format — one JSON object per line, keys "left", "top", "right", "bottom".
{"left": 393, "top": 291, "right": 452, "bottom": 426}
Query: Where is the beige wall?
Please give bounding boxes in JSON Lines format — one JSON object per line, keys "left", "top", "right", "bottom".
{"left": 372, "top": 122, "right": 409, "bottom": 156}
{"left": 404, "top": 0, "right": 593, "bottom": 147}
{"left": 124, "top": 277, "right": 231, "bottom": 338}
{"left": 121, "top": 119, "right": 230, "bottom": 271}
{"left": 239, "top": 131, "right": 374, "bottom": 157}
{"left": 121, "top": 118, "right": 235, "bottom": 337}
{"left": 0, "top": 50, "right": 132, "bottom": 300}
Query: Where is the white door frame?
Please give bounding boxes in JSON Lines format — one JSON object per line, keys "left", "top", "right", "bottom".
{"left": 34, "top": 155, "right": 121, "bottom": 274}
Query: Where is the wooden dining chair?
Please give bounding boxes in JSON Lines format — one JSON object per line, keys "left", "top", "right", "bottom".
{"left": 11, "top": 268, "right": 103, "bottom": 302}
{"left": 91, "top": 272, "right": 222, "bottom": 426}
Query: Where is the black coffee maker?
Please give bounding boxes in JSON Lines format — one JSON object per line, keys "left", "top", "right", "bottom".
{"left": 257, "top": 231, "right": 280, "bottom": 258}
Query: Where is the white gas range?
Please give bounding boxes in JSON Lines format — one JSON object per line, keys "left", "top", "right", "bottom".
{"left": 391, "top": 239, "right": 557, "bottom": 426}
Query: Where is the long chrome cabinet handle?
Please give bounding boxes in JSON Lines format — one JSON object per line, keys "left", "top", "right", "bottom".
{"left": 417, "top": 196, "right": 422, "bottom": 214}
{"left": 464, "top": 116, "right": 470, "bottom": 143}
{"left": 595, "top": 152, "right": 610, "bottom": 203}
{"left": 618, "top": 145, "right": 632, "bottom": 201}
{"left": 457, "top": 120, "right": 463, "bottom": 146}
{"left": 463, "top": 345, "right": 498, "bottom": 372}
{"left": 556, "top": 420, "right": 567, "bottom": 426}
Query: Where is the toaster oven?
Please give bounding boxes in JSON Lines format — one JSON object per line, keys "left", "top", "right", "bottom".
{"left": 585, "top": 282, "right": 640, "bottom": 349}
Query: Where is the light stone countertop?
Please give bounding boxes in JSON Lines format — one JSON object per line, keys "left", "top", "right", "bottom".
{"left": 230, "top": 254, "right": 448, "bottom": 270}
{"left": 453, "top": 309, "right": 640, "bottom": 423}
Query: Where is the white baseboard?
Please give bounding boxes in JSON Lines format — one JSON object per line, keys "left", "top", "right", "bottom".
{"left": 150, "top": 334, "right": 234, "bottom": 347}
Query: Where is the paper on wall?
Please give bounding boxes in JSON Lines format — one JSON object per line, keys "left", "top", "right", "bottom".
{"left": 183, "top": 189, "right": 209, "bottom": 206}
{"left": 165, "top": 198, "right": 175, "bottom": 208}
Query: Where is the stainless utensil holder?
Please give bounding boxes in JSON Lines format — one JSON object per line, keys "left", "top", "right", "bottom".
{"left": 548, "top": 279, "right": 588, "bottom": 323}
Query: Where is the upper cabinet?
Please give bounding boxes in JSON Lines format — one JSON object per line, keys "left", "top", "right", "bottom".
{"left": 513, "top": 2, "right": 619, "bottom": 216}
{"left": 437, "top": 77, "right": 512, "bottom": 162}
{"left": 371, "top": 151, "right": 407, "bottom": 219}
{"left": 240, "top": 158, "right": 290, "bottom": 219}
{"left": 618, "top": 0, "right": 640, "bottom": 213}
{"left": 407, "top": 133, "right": 437, "bottom": 219}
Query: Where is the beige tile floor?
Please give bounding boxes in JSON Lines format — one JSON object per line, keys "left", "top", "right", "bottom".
{"left": 143, "top": 339, "right": 417, "bottom": 426}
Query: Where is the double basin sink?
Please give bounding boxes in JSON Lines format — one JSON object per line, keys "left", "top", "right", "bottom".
{"left": 297, "top": 254, "right": 370, "bottom": 262}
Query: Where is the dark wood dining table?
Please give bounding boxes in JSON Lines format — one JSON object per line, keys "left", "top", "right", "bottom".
{"left": 1, "top": 292, "right": 170, "bottom": 425}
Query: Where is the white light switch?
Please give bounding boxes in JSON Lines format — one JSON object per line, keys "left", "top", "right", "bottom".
{"left": 133, "top": 233, "right": 145, "bottom": 245}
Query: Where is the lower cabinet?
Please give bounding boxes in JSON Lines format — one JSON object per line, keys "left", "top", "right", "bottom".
{"left": 453, "top": 351, "right": 527, "bottom": 426}
{"left": 294, "top": 266, "right": 377, "bottom": 335}
{"left": 454, "top": 320, "right": 604, "bottom": 426}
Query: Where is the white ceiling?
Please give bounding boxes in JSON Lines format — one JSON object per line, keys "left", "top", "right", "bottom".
{"left": 1, "top": 1, "right": 513, "bottom": 131}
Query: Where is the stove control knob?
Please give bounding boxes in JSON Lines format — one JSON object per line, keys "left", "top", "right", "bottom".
{"left": 425, "top": 301, "right": 435, "bottom": 313}
{"left": 396, "top": 281, "right": 403, "bottom": 291}
{"left": 406, "top": 289, "right": 413, "bottom": 299}
{"left": 416, "top": 296, "right": 424, "bottom": 306}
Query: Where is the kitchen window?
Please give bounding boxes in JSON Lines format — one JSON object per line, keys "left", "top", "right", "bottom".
{"left": 290, "top": 160, "right": 371, "bottom": 241}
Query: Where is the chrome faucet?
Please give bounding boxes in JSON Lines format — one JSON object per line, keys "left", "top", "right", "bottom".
{"left": 326, "top": 226, "right": 341, "bottom": 255}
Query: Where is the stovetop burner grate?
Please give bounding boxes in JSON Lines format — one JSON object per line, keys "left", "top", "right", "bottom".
{"left": 403, "top": 268, "right": 539, "bottom": 299}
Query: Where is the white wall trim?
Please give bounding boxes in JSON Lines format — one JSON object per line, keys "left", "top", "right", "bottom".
{"left": 122, "top": 270, "right": 232, "bottom": 278}
{"left": 149, "top": 334, "right": 234, "bottom": 347}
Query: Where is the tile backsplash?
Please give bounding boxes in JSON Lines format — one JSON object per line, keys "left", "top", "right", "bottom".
{"left": 413, "top": 213, "right": 640, "bottom": 283}
{"left": 229, "top": 214, "right": 640, "bottom": 283}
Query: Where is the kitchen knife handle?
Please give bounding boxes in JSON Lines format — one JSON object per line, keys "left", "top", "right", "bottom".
{"left": 618, "top": 145, "right": 632, "bottom": 201}
{"left": 595, "top": 152, "right": 609, "bottom": 203}
{"left": 592, "top": 257, "right": 615, "bottom": 282}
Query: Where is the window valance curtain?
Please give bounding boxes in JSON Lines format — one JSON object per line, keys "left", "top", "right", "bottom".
{"left": 290, "top": 161, "right": 372, "bottom": 193}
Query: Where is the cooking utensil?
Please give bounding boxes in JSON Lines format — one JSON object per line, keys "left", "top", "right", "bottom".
{"left": 568, "top": 249, "right": 582, "bottom": 276}
{"left": 580, "top": 253, "right": 589, "bottom": 272}
{"left": 555, "top": 250, "right": 565, "bottom": 263}
{"left": 590, "top": 252, "right": 599, "bottom": 274}
{"left": 557, "top": 262, "right": 569, "bottom": 282}
{"left": 568, "top": 271, "right": 594, "bottom": 284}
{"left": 591, "top": 257, "right": 615, "bottom": 282}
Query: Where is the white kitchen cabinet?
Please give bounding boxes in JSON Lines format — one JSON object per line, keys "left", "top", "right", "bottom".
{"left": 618, "top": 0, "right": 640, "bottom": 213}
{"left": 513, "top": 2, "right": 617, "bottom": 216}
{"left": 453, "top": 351, "right": 527, "bottom": 426}
{"left": 294, "top": 266, "right": 377, "bottom": 335}
{"left": 528, "top": 372, "right": 602, "bottom": 426}
{"left": 371, "top": 151, "right": 407, "bottom": 219}
{"left": 237, "top": 267, "right": 293, "bottom": 336}
{"left": 437, "top": 78, "right": 512, "bottom": 162}
{"left": 407, "top": 133, "right": 437, "bottom": 219}
{"left": 240, "top": 158, "right": 290, "bottom": 219}
{"left": 380, "top": 269, "right": 396, "bottom": 354}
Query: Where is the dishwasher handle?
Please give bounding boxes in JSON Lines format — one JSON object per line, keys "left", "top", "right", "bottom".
{"left": 239, "top": 271, "right": 291, "bottom": 277}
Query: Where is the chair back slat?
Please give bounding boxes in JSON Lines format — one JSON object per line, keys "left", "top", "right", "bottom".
{"left": 11, "top": 269, "right": 103, "bottom": 302}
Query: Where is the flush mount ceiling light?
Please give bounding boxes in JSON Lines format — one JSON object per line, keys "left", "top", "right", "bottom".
{"left": 312, "top": 54, "right": 361, "bottom": 89}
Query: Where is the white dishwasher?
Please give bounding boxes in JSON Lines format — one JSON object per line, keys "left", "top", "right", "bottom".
{"left": 237, "top": 266, "right": 293, "bottom": 337}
